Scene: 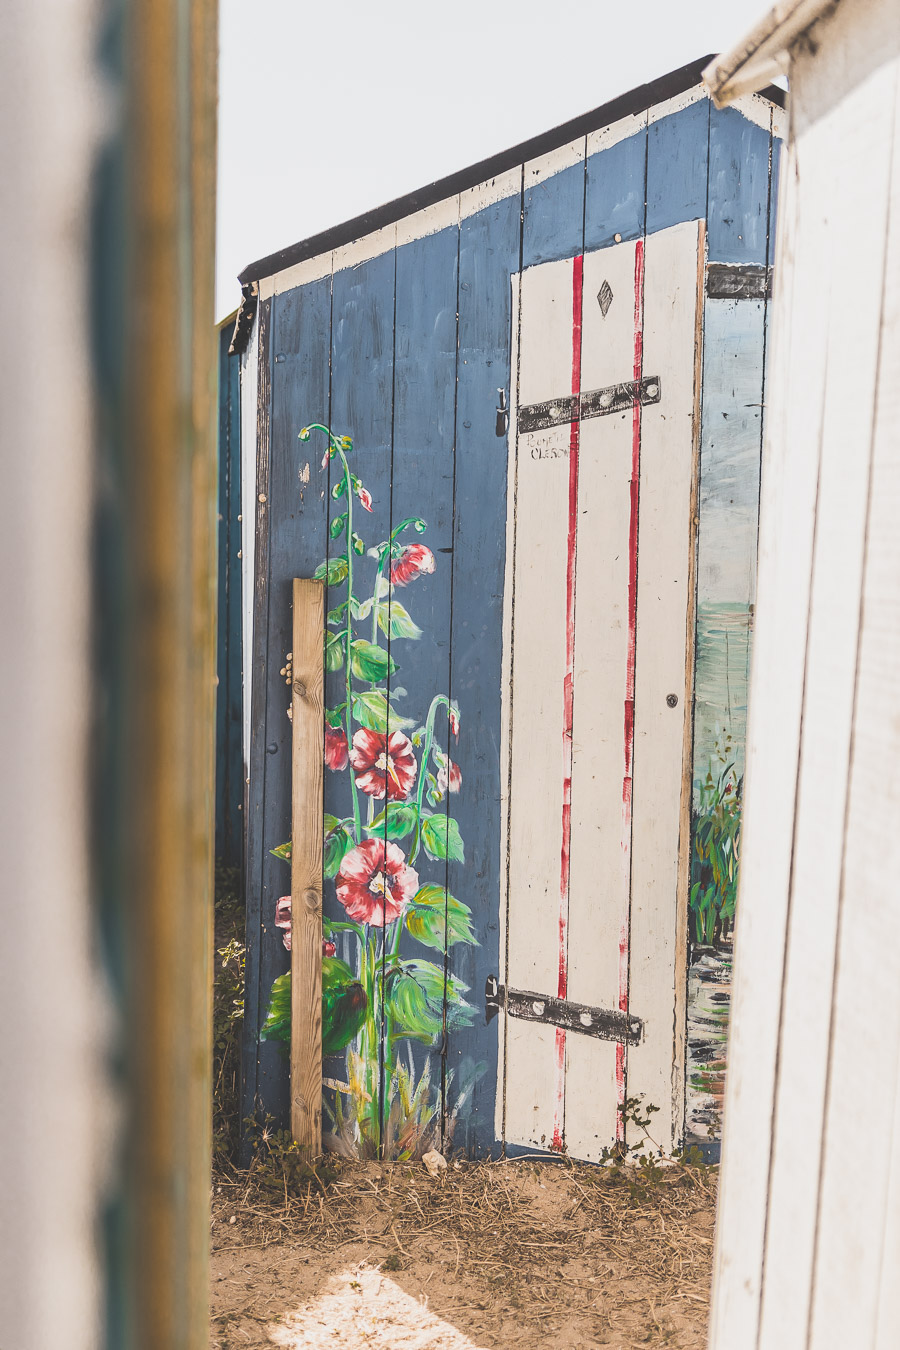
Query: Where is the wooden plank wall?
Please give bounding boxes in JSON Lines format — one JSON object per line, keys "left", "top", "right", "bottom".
{"left": 710, "top": 2, "right": 900, "bottom": 1345}
{"left": 241, "top": 87, "right": 782, "bottom": 1161}
{"left": 216, "top": 324, "right": 244, "bottom": 870}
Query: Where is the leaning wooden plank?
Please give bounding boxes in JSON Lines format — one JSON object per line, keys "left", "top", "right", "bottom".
{"left": 291, "top": 578, "right": 325, "bottom": 1151}
{"left": 626, "top": 219, "right": 702, "bottom": 1154}
{"left": 707, "top": 113, "right": 818, "bottom": 1350}
{"left": 807, "top": 52, "right": 900, "bottom": 1350}
{"left": 757, "top": 49, "right": 897, "bottom": 1350}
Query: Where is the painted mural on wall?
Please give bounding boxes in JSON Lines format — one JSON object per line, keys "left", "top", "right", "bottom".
{"left": 685, "top": 297, "right": 764, "bottom": 1148}
{"left": 261, "top": 424, "right": 478, "bottom": 1159}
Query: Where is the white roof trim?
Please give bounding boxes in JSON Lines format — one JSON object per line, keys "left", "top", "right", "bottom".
{"left": 703, "top": 0, "right": 839, "bottom": 106}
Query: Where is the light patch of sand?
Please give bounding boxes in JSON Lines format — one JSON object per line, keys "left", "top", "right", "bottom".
{"left": 267, "top": 1263, "right": 488, "bottom": 1349}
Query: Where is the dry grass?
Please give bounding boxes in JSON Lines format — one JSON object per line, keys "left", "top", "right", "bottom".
{"left": 210, "top": 1152, "right": 717, "bottom": 1348}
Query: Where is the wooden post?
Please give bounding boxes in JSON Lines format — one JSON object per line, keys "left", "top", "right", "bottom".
{"left": 291, "top": 578, "right": 325, "bottom": 1152}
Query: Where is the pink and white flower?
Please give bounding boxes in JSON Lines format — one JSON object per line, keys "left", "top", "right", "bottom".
{"left": 336, "top": 838, "right": 418, "bottom": 925}
{"left": 349, "top": 728, "right": 417, "bottom": 800}
{"left": 390, "top": 543, "right": 435, "bottom": 587}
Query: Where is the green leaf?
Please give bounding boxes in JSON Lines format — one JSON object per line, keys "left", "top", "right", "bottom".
{"left": 260, "top": 972, "right": 291, "bottom": 1044}
{"left": 355, "top": 596, "right": 374, "bottom": 620}
{"left": 330, "top": 512, "right": 348, "bottom": 539}
{"left": 331, "top": 477, "right": 347, "bottom": 499}
{"left": 350, "top": 532, "right": 366, "bottom": 556}
{"left": 323, "top": 814, "right": 340, "bottom": 833}
{"left": 326, "top": 602, "right": 348, "bottom": 626}
{"left": 322, "top": 957, "right": 368, "bottom": 1055}
{"left": 324, "top": 706, "right": 345, "bottom": 729}
{"left": 350, "top": 639, "right": 396, "bottom": 683}
{"left": 406, "top": 884, "right": 476, "bottom": 949}
{"left": 325, "top": 631, "right": 346, "bottom": 672}
{"left": 366, "top": 802, "right": 419, "bottom": 842}
{"left": 377, "top": 601, "right": 422, "bottom": 641}
{"left": 313, "top": 556, "right": 349, "bottom": 586}
{"left": 270, "top": 841, "right": 291, "bottom": 863}
{"left": 324, "top": 824, "right": 353, "bottom": 878}
{"left": 384, "top": 959, "right": 473, "bottom": 1044}
{"left": 262, "top": 965, "right": 369, "bottom": 1056}
{"left": 421, "top": 815, "right": 465, "bottom": 862}
{"left": 351, "top": 690, "right": 416, "bottom": 734}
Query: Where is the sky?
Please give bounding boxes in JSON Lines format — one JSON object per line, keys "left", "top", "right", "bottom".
{"left": 216, "top": 0, "right": 772, "bottom": 321}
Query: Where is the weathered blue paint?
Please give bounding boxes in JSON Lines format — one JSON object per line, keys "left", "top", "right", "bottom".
{"left": 446, "top": 185, "right": 523, "bottom": 1157}
{"left": 237, "top": 85, "right": 784, "bottom": 1156}
{"left": 708, "top": 105, "right": 772, "bottom": 264}
{"left": 523, "top": 155, "right": 585, "bottom": 269}
{"left": 242, "top": 282, "right": 332, "bottom": 1141}
{"left": 646, "top": 100, "right": 710, "bottom": 236}
{"left": 585, "top": 127, "right": 647, "bottom": 251}
{"left": 216, "top": 324, "right": 243, "bottom": 870}
{"left": 390, "top": 223, "right": 460, "bottom": 1146}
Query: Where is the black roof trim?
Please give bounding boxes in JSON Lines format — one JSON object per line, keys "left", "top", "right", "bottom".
{"left": 238, "top": 56, "right": 785, "bottom": 285}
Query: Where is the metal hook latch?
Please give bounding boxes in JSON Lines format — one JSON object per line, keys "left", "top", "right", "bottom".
{"left": 495, "top": 388, "right": 509, "bottom": 438}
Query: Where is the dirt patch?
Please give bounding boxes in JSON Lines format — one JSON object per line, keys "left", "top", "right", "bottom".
{"left": 210, "top": 1155, "right": 716, "bottom": 1348}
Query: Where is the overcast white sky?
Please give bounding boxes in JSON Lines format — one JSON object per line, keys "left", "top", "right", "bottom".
{"left": 216, "top": 0, "right": 771, "bottom": 321}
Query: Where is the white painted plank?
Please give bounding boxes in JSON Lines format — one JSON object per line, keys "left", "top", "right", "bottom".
{"left": 459, "top": 166, "right": 521, "bottom": 219}
{"left": 874, "top": 1047, "right": 900, "bottom": 1350}
{"left": 503, "top": 257, "right": 578, "bottom": 1149}
{"left": 564, "top": 238, "right": 642, "bottom": 1160}
{"left": 524, "top": 136, "right": 584, "bottom": 189}
{"left": 626, "top": 219, "right": 702, "bottom": 1154}
{"left": 757, "top": 48, "right": 898, "bottom": 1350}
{"left": 707, "top": 96, "right": 821, "bottom": 1350}
{"left": 395, "top": 195, "right": 459, "bottom": 249}
{"left": 807, "top": 44, "right": 900, "bottom": 1350}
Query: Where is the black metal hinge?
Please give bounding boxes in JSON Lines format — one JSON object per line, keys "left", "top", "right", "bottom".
{"left": 518, "top": 375, "right": 661, "bottom": 435}
{"left": 706, "top": 262, "right": 773, "bottom": 301}
{"left": 485, "top": 976, "right": 643, "bottom": 1045}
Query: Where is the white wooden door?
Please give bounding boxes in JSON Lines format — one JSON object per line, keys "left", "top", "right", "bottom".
{"left": 497, "top": 219, "right": 703, "bottom": 1160}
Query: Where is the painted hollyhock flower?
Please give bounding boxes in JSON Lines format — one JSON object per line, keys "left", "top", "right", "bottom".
{"left": 390, "top": 543, "right": 435, "bottom": 587}
{"left": 349, "top": 728, "right": 417, "bottom": 800}
{"left": 357, "top": 486, "right": 373, "bottom": 512}
{"left": 275, "top": 896, "right": 292, "bottom": 951}
{"left": 325, "top": 725, "right": 349, "bottom": 771}
{"left": 437, "top": 756, "right": 462, "bottom": 795}
{"left": 336, "top": 838, "right": 418, "bottom": 925}
{"left": 275, "top": 895, "right": 337, "bottom": 956}
{"left": 448, "top": 703, "right": 460, "bottom": 738}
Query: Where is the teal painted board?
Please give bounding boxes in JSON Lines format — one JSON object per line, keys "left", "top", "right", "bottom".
{"left": 446, "top": 184, "right": 523, "bottom": 1156}
{"left": 647, "top": 100, "right": 710, "bottom": 235}
{"left": 585, "top": 127, "right": 647, "bottom": 250}
{"left": 216, "top": 324, "right": 243, "bottom": 870}
{"left": 708, "top": 105, "right": 773, "bottom": 264}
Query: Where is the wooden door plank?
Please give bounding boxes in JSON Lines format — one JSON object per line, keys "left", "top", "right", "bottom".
{"left": 502, "top": 256, "right": 580, "bottom": 1151}
{"left": 707, "top": 104, "right": 772, "bottom": 264}
{"left": 564, "top": 236, "right": 643, "bottom": 1161}
{"left": 757, "top": 54, "right": 898, "bottom": 1350}
{"left": 290, "top": 579, "right": 325, "bottom": 1151}
{"left": 446, "top": 171, "right": 522, "bottom": 1156}
{"left": 626, "top": 219, "right": 702, "bottom": 1154}
{"left": 807, "top": 53, "right": 900, "bottom": 1350}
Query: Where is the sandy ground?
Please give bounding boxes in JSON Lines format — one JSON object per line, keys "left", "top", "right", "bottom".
{"left": 210, "top": 1156, "right": 716, "bottom": 1348}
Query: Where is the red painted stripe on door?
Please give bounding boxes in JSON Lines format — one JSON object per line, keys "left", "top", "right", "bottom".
{"left": 617, "top": 238, "right": 645, "bottom": 1142}
{"left": 552, "top": 252, "right": 584, "bottom": 1151}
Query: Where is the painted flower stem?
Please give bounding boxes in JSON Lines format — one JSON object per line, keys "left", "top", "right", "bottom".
{"left": 410, "top": 694, "right": 452, "bottom": 865}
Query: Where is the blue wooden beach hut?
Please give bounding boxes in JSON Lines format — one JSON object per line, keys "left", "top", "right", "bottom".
{"left": 228, "top": 55, "right": 784, "bottom": 1163}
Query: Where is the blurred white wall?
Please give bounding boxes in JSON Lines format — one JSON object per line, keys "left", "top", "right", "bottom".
{"left": 0, "top": 2, "right": 108, "bottom": 1345}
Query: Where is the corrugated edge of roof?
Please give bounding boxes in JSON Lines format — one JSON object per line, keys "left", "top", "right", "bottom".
{"left": 704, "top": 0, "right": 838, "bottom": 106}
{"left": 238, "top": 53, "right": 785, "bottom": 286}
